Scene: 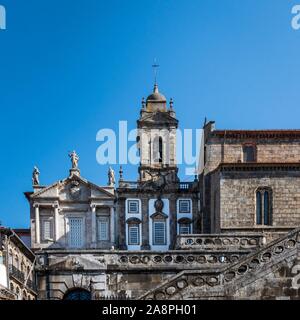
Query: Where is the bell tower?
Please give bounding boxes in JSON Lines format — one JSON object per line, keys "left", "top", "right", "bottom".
{"left": 137, "top": 83, "right": 179, "bottom": 183}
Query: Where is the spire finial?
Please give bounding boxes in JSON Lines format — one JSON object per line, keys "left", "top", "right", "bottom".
{"left": 152, "top": 58, "right": 160, "bottom": 87}
{"left": 141, "top": 97, "right": 146, "bottom": 109}
{"left": 169, "top": 98, "right": 174, "bottom": 110}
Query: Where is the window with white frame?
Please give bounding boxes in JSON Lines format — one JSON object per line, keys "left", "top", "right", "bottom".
{"left": 153, "top": 221, "right": 166, "bottom": 245}
{"left": 179, "top": 199, "right": 191, "bottom": 213}
{"left": 179, "top": 223, "right": 191, "bottom": 235}
{"left": 41, "top": 217, "right": 54, "bottom": 242}
{"left": 128, "top": 200, "right": 139, "bottom": 214}
{"left": 68, "top": 217, "right": 84, "bottom": 248}
{"left": 97, "top": 217, "right": 109, "bottom": 241}
{"left": 128, "top": 224, "right": 140, "bottom": 245}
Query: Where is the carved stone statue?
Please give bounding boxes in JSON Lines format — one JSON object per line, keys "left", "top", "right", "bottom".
{"left": 69, "top": 150, "right": 79, "bottom": 169}
{"left": 108, "top": 167, "right": 115, "bottom": 186}
{"left": 32, "top": 166, "right": 40, "bottom": 185}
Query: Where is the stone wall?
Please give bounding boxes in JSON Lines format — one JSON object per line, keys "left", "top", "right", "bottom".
{"left": 205, "top": 137, "right": 300, "bottom": 173}
{"left": 218, "top": 170, "right": 300, "bottom": 231}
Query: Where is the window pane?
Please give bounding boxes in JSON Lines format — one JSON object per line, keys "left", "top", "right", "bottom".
{"left": 42, "top": 219, "right": 53, "bottom": 241}
{"left": 264, "top": 191, "right": 270, "bottom": 225}
{"left": 159, "top": 137, "right": 163, "bottom": 163}
{"left": 179, "top": 200, "right": 191, "bottom": 213}
{"left": 128, "top": 225, "right": 139, "bottom": 245}
{"left": 128, "top": 200, "right": 139, "bottom": 213}
{"left": 243, "top": 146, "right": 255, "bottom": 162}
{"left": 98, "top": 218, "right": 109, "bottom": 241}
{"left": 256, "top": 192, "right": 262, "bottom": 225}
{"left": 153, "top": 222, "right": 166, "bottom": 245}
{"left": 69, "top": 218, "right": 83, "bottom": 248}
{"left": 179, "top": 224, "right": 191, "bottom": 235}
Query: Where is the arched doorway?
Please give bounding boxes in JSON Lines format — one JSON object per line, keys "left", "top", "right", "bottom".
{"left": 63, "top": 288, "right": 91, "bottom": 300}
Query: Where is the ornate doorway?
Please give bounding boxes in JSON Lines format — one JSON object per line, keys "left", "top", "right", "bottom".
{"left": 63, "top": 288, "right": 91, "bottom": 300}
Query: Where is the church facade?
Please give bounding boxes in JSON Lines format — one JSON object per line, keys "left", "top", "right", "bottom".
{"left": 25, "top": 84, "right": 300, "bottom": 300}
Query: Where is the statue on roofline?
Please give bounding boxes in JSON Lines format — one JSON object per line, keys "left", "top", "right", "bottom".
{"left": 32, "top": 166, "right": 40, "bottom": 185}
{"left": 69, "top": 150, "right": 79, "bottom": 169}
{"left": 108, "top": 167, "right": 115, "bottom": 186}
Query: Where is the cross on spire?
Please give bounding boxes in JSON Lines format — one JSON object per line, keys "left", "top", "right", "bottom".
{"left": 152, "top": 59, "right": 160, "bottom": 85}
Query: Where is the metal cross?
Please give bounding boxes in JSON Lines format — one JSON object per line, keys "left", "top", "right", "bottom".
{"left": 152, "top": 59, "right": 160, "bottom": 85}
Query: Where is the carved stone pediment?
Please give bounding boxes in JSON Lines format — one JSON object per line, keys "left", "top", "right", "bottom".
{"left": 30, "top": 175, "right": 115, "bottom": 201}
{"left": 48, "top": 254, "right": 106, "bottom": 271}
{"left": 150, "top": 211, "right": 168, "bottom": 220}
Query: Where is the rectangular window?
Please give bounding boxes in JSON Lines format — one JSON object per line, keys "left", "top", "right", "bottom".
{"left": 41, "top": 217, "right": 53, "bottom": 242}
{"left": 243, "top": 145, "right": 255, "bottom": 162}
{"left": 128, "top": 225, "right": 139, "bottom": 245}
{"left": 179, "top": 223, "right": 191, "bottom": 235}
{"left": 128, "top": 200, "right": 139, "bottom": 214}
{"left": 179, "top": 200, "right": 191, "bottom": 213}
{"left": 97, "top": 217, "right": 109, "bottom": 241}
{"left": 69, "top": 217, "right": 84, "bottom": 248}
{"left": 153, "top": 221, "right": 166, "bottom": 245}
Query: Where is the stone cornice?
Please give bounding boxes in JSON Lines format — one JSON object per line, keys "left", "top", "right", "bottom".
{"left": 211, "top": 130, "right": 300, "bottom": 139}
{"left": 212, "top": 162, "right": 300, "bottom": 173}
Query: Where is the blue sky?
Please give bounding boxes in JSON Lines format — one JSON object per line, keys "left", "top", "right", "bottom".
{"left": 0, "top": 0, "right": 300, "bottom": 228}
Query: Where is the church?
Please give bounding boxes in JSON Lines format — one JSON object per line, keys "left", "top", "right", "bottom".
{"left": 24, "top": 82, "right": 300, "bottom": 300}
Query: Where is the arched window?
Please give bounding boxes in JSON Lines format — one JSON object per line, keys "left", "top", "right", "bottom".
{"left": 159, "top": 137, "right": 163, "bottom": 163}
{"left": 63, "top": 288, "right": 91, "bottom": 301}
{"left": 256, "top": 188, "right": 272, "bottom": 226}
{"left": 152, "top": 136, "right": 163, "bottom": 164}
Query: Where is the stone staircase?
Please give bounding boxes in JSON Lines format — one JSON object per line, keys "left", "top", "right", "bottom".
{"left": 138, "top": 228, "right": 300, "bottom": 300}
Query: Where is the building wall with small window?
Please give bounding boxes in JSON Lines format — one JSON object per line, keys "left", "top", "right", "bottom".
{"left": 202, "top": 125, "right": 300, "bottom": 174}
{"left": 0, "top": 228, "right": 36, "bottom": 300}
{"left": 208, "top": 166, "right": 300, "bottom": 237}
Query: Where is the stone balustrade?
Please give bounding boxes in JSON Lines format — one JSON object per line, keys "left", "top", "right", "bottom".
{"left": 176, "top": 234, "right": 265, "bottom": 250}
{"left": 36, "top": 249, "right": 252, "bottom": 272}
{"left": 139, "top": 227, "right": 300, "bottom": 300}
{"left": 115, "top": 251, "right": 249, "bottom": 269}
{"left": 118, "top": 181, "right": 139, "bottom": 189}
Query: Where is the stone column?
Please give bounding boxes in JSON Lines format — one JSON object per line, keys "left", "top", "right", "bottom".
{"left": 53, "top": 204, "right": 59, "bottom": 242}
{"left": 91, "top": 205, "right": 97, "bottom": 247}
{"left": 34, "top": 204, "right": 40, "bottom": 244}
{"left": 110, "top": 206, "right": 115, "bottom": 246}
